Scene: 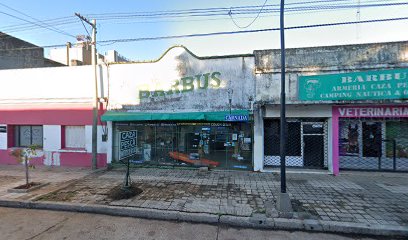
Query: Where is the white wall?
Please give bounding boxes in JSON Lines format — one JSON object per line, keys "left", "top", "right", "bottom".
{"left": 85, "top": 125, "right": 108, "bottom": 154}
{"left": 327, "top": 118, "right": 333, "bottom": 174}
{"left": 107, "top": 46, "right": 255, "bottom": 112}
{"left": 43, "top": 125, "right": 61, "bottom": 151}
{"left": 0, "top": 65, "right": 96, "bottom": 105}
{"left": 264, "top": 105, "right": 332, "bottom": 118}
{"left": 253, "top": 108, "right": 264, "bottom": 171}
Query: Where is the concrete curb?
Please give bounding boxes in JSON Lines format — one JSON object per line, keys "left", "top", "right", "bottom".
{"left": 0, "top": 199, "right": 407, "bottom": 237}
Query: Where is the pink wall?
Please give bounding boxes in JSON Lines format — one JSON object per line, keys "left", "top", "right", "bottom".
{"left": 0, "top": 109, "right": 94, "bottom": 125}
{"left": 0, "top": 103, "right": 107, "bottom": 168}
{"left": 59, "top": 152, "right": 107, "bottom": 168}
{"left": 331, "top": 108, "right": 340, "bottom": 175}
{"left": 0, "top": 103, "right": 108, "bottom": 126}
{"left": 0, "top": 150, "right": 107, "bottom": 168}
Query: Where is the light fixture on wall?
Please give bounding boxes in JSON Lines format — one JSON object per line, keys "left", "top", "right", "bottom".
{"left": 227, "top": 88, "right": 233, "bottom": 115}
{"left": 248, "top": 95, "right": 254, "bottom": 114}
{"left": 98, "top": 97, "right": 108, "bottom": 103}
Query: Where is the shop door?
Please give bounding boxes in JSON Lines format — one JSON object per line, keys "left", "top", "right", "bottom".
{"left": 362, "top": 122, "right": 382, "bottom": 157}
{"left": 302, "top": 123, "right": 325, "bottom": 168}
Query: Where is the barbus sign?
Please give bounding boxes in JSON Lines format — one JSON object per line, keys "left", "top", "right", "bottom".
{"left": 119, "top": 130, "right": 138, "bottom": 160}
{"left": 299, "top": 68, "right": 408, "bottom": 101}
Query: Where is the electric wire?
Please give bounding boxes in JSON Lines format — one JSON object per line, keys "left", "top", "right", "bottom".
{"left": 83, "top": 1, "right": 406, "bottom": 20}
{"left": 0, "top": 3, "right": 76, "bottom": 38}
{"left": 95, "top": 16, "right": 408, "bottom": 44}
{"left": 84, "top": 0, "right": 353, "bottom": 17}
{"left": 1, "top": 15, "right": 406, "bottom": 51}
{"left": 0, "top": 0, "right": 404, "bottom": 34}
{"left": 0, "top": 1, "right": 406, "bottom": 50}
{"left": 79, "top": 18, "right": 91, "bottom": 39}
{"left": 229, "top": 0, "right": 268, "bottom": 29}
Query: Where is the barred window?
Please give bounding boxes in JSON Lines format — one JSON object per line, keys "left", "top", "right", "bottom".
{"left": 14, "top": 125, "right": 43, "bottom": 147}
{"left": 264, "top": 120, "right": 301, "bottom": 156}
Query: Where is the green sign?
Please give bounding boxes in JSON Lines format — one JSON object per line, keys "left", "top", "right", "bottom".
{"left": 139, "top": 71, "right": 221, "bottom": 100}
{"left": 298, "top": 68, "right": 408, "bottom": 101}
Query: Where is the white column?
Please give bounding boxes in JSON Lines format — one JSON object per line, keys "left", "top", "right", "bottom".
{"left": 327, "top": 117, "right": 334, "bottom": 174}
{"left": 43, "top": 125, "right": 61, "bottom": 151}
{"left": 106, "top": 121, "right": 113, "bottom": 164}
{"left": 253, "top": 107, "right": 264, "bottom": 171}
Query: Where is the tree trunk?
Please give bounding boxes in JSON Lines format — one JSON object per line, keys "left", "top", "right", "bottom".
{"left": 25, "top": 156, "right": 29, "bottom": 188}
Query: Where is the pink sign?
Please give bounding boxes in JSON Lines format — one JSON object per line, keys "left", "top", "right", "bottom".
{"left": 334, "top": 105, "right": 408, "bottom": 118}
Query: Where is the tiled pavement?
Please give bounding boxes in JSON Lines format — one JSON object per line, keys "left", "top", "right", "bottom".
{"left": 0, "top": 165, "right": 407, "bottom": 228}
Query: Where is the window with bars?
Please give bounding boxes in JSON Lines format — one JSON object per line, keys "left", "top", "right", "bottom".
{"left": 14, "top": 125, "right": 43, "bottom": 147}
{"left": 264, "top": 120, "right": 301, "bottom": 156}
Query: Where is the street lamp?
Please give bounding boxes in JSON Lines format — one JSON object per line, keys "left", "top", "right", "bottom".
{"left": 227, "top": 88, "right": 233, "bottom": 115}
{"left": 277, "top": 0, "right": 292, "bottom": 213}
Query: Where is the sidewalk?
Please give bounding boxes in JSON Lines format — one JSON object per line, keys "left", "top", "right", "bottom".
{"left": 0, "top": 165, "right": 407, "bottom": 237}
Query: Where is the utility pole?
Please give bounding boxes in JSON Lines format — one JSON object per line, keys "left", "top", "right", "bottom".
{"left": 277, "top": 0, "right": 292, "bottom": 213}
{"left": 75, "top": 13, "right": 98, "bottom": 170}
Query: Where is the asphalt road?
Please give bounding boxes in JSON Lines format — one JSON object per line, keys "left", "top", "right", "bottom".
{"left": 0, "top": 207, "right": 384, "bottom": 240}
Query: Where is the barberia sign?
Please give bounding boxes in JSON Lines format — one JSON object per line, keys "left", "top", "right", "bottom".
{"left": 299, "top": 68, "right": 408, "bottom": 101}
{"left": 336, "top": 106, "right": 408, "bottom": 118}
{"left": 139, "top": 72, "right": 222, "bottom": 99}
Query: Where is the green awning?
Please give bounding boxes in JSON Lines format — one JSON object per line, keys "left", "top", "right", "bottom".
{"left": 101, "top": 110, "right": 249, "bottom": 122}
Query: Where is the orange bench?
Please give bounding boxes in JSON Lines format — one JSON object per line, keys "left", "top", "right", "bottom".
{"left": 169, "top": 151, "right": 220, "bottom": 167}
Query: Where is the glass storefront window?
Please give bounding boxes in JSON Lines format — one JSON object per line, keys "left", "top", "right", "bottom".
{"left": 113, "top": 121, "right": 253, "bottom": 170}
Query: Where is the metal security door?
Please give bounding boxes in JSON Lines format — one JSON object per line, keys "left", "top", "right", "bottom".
{"left": 302, "top": 122, "right": 325, "bottom": 168}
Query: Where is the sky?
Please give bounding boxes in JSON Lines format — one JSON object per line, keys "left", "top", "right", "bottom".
{"left": 0, "top": 0, "right": 407, "bottom": 61}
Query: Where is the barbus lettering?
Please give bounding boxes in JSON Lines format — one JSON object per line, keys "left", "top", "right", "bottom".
{"left": 140, "top": 71, "right": 223, "bottom": 99}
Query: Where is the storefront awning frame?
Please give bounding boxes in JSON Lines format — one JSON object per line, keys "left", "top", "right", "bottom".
{"left": 101, "top": 110, "right": 249, "bottom": 122}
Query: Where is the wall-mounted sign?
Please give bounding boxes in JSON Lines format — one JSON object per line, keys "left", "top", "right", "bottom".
{"left": 334, "top": 106, "right": 408, "bottom": 118}
{"left": 139, "top": 71, "right": 222, "bottom": 100}
{"left": 0, "top": 126, "right": 6, "bottom": 133}
{"left": 299, "top": 68, "right": 408, "bottom": 101}
{"left": 119, "top": 130, "right": 138, "bottom": 160}
{"left": 225, "top": 115, "right": 249, "bottom": 122}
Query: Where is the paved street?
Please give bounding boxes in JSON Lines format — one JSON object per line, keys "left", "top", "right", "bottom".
{"left": 0, "top": 165, "right": 407, "bottom": 237}
{"left": 0, "top": 207, "right": 384, "bottom": 240}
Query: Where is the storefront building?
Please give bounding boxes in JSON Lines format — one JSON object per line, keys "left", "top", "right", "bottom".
{"left": 253, "top": 41, "right": 408, "bottom": 174}
{"left": 0, "top": 66, "right": 108, "bottom": 167}
{"left": 260, "top": 105, "right": 332, "bottom": 171}
{"left": 102, "top": 46, "right": 256, "bottom": 170}
{"left": 299, "top": 67, "right": 408, "bottom": 173}
{"left": 334, "top": 105, "right": 408, "bottom": 171}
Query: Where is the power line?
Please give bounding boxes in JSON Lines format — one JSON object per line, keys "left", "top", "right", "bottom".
{"left": 1, "top": 15, "right": 407, "bottom": 52}
{"left": 0, "top": 44, "right": 66, "bottom": 52}
{"left": 229, "top": 0, "right": 268, "bottom": 29}
{"left": 0, "top": 3, "right": 76, "bottom": 38}
{"left": 84, "top": 0, "right": 352, "bottom": 17}
{"left": 90, "top": 1, "right": 403, "bottom": 25}
{"left": 97, "top": 16, "right": 408, "bottom": 44}
{"left": 2, "top": 18, "right": 78, "bottom": 33}
{"left": 83, "top": 1, "right": 406, "bottom": 20}
{"left": 0, "top": 0, "right": 403, "bottom": 35}
{"left": 78, "top": 18, "right": 91, "bottom": 40}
